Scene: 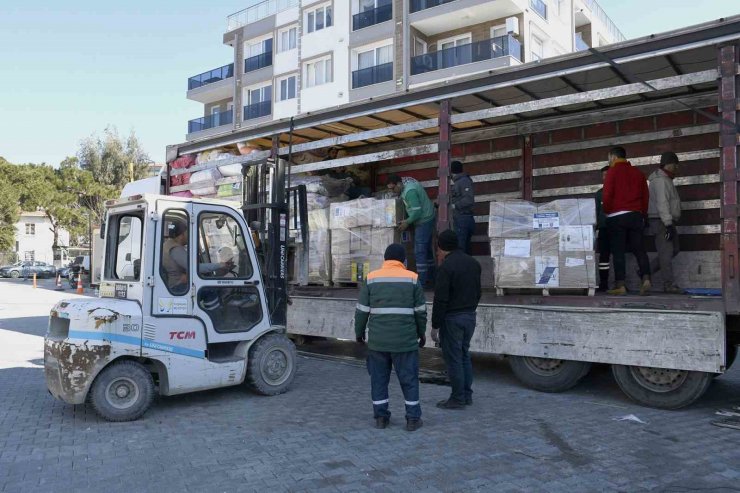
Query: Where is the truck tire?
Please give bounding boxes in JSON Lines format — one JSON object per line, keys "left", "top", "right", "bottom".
{"left": 246, "top": 333, "right": 297, "bottom": 396}
{"left": 508, "top": 356, "right": 592, "bottom": 393}
{"left": 89, "top": 360, "right": 155, "bottom": 422}
{"left": 611, "top": 365, "right": 712, "bottom": 409}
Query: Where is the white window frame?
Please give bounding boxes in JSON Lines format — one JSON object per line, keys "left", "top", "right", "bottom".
{"left": 25, "top": 223, "right": 35, "bottom": 235}
{"left": 530, "top": 35, "right": 544, "bottom": 61}
{"left": 413, "top": 37, "right": 427, "bottom": 57}
{"left": 490, "top": 24, "right": 507, "bottom": 39}
{"left": 305, "top": 2, "right": 333, "bottom": 34}
{"left": 277, "top": 25, "right": 297, "bottom": 53}
{"left": 247, "top": 84, "right": 272, "bottom": 105}
{"left": 277, "top": 74, "right": 297, "bottom": 101}
{"left": 353, "top": 40, "right": 393, "bottom": 71}
{"left": 438, "top": 33, "right": 472, "bottom": 51}
{"left": 304, "top": 55, "right": 333, "bottom": 88}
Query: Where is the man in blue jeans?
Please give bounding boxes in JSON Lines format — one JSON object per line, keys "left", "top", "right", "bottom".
{"left": 450, "top": 160, "right": 476, "bottom": 254}
{"left": 431, "top": 230, "right": 481, "bottom": 409}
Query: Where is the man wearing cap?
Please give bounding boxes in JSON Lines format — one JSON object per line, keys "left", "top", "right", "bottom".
{"left": 648, "top": 152, "right": 682, "bottom": 293}
{"left": 386, "top": 174, "right": 436, "bottom": 286}
{"left": 354, "top": 244, "right": 428, "bottom": 432}
{"left": 432, "top": 230, "right": 481, "bottom": 409}
{"left": 450, "top": 160, "right": 476, "bottom": 255}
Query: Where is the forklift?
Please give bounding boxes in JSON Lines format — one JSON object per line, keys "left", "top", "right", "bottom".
{"left": 44, "top": 157, "right": 309, "bottom": 421}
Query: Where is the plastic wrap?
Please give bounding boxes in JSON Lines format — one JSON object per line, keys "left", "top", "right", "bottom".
{"left": 292, "top": 209, "right": 332, "bottom": 284}
{"left": 189, "top": 169, "right": 223, "bottom": 197}
{"left": 489, "top": 199, "right": 597, "bottom": 290}
{"left": 332, "top": 255, "right": 384, "bottom": 283}
{"left": 291, "top": 175, "right": 352, "bottom": 198}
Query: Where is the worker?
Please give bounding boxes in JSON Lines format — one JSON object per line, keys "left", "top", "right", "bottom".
{"left": 450, "top": 160, "right": 476, "bottom": 254}
{"left": 594, "top": 166, "right": 611, "bottom": 292}
{"left": 386, "top": 174, "right": 436, "bottom": 287}
{"left": 602, "top": 146, "right": 651, "bottom": 296}
{"left": 431, "top": 230, "right": 481, "bottom": 409}
{"left": 354, "top": 244, "right": 427, "bottom": 432}
{"left": 648, "top": 152, "right": 682, "bottom": 294}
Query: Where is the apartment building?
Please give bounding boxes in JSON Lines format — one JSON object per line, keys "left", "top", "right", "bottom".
{"left": 185, "top": 0, "right": 624, "bottom": 141}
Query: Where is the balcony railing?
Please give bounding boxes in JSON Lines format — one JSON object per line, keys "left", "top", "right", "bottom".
{"left": 352, "top": 2, "right": 392, "bottom": 31}
{"left": 410, "top": 35, "right": 521, "bottom": 76}
{"left": 188, "top": 109, "right": 233, "bottom": 134}
{"left": 410, "top": 0, "right": 456, "bottom": 13}
{"left": 529, "top": 0, "right": 547, "bottom": 19}
{"left": 245, "top": 52, "right": 273, "bottom": 73}
{"left": 227, "top": 0, "right": 298, "bottom": 31}
{"left": 580, "top": 0, "right": 626, "bottom": 42}
{"left": 352, "top": 62, "right": 393, "bottom": 89}
{"left": 244, "top": 101, "right": 272, "bottom": 120}
{"left": 188, "top": 63, "right": 234, "bottom": 90}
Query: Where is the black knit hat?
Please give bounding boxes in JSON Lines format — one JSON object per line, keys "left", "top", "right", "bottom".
{"left": 659, "top": 151, "right": 679, "bottom": 167}
{"left": 438, "top": 230, "right": 458, "bottom": 251}
{"left": 384, "top": 243, "right": 406, "bottom": 263}
{"left": 451, "top": 160, "right": 463, "bottom": 174}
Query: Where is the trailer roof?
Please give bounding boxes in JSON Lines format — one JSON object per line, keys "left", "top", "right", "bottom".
{"left": 170, "top": 15, "right": 740, "bottom": 163}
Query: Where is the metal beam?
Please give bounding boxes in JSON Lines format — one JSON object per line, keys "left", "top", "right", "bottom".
{"left": 559, "top": 76, "right": 606, "bottom": 108}
{"left": 522, "top": 135, "right": 533, "bottom": 201}
{"left": 515, "top": 85, "right": 566, "bottom": 114}
{"left": 438, "top": 100, "right": 452, "bottom": 232}
{"left": 290, "top": 144, "right": 439, "bottom": 175}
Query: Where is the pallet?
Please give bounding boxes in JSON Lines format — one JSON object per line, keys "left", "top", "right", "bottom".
{"left": 288, "top": 280, "right": 332, "bottom": 287}
{"left": 495, "top": 286, "right": 596, "bottom": 297}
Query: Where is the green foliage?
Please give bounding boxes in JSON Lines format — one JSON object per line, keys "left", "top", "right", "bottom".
{"left": 77, "top": 126, "right": 152, "bottom": 188}
{"left": 0, "top": 158, "right": 20, "bottom": 250}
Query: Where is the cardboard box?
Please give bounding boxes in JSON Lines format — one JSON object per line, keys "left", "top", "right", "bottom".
{"left": 373, "top": 198, "right": 405, "bottom": 228}
{"left": 331, "top": 228, "right": 351, "bottom": 255}
{"left": 350, "top": 227, "right": 373, "bottom": 255}
{"left": 331, "top": 254, "right": 384, "bottom": 283}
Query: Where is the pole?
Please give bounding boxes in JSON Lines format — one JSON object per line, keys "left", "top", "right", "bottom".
{"left": 437, "top": 99, "right": 452, "bottom": 232}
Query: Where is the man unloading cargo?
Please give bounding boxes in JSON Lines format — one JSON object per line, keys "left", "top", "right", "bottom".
{"left": 648, "top": 152, "right": 682, "bottom": 293}
{"left": 602, "top": 147, "right": 651, "bottom": 296}
{"left": 594, "top": 166, "right": 611, "bottom": 292}
{"left": 386, "top": 175, "right": 436, "bottom": 287}
{"left": 450, "top": 161, "right": 476, "bottom": 255}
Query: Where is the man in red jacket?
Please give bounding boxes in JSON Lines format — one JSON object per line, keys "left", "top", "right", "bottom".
{"left": 602, "top": 147, "right": 651, "bottom": 296}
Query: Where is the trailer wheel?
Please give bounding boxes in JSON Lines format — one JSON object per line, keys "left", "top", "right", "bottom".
{"left": 89, "top": 360, "right": 155, "bottom": 422}
{"left": 508, "top": 356, "right": 591, "bottom": 393}
{"left": 247, "top": 333, "right": 297, "bottom": 396}
{"left": 611, "top": 365, "right": 712, "bottom": 409}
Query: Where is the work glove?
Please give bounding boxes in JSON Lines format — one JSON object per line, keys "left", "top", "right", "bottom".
{"left": 356, "top": 334, "right": 365, "bottom": 345}
{"left": 665, "top": 224, "right": 677, "bottom": 241}
{"left": 418, "top": 335, "right": 426, "bottom": 348}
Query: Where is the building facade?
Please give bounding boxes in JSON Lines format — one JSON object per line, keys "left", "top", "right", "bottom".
{"left": 185, "top": 0, "right": 624, "bottom": 141}
{"left": 14, "top": 211, "right": 70, "bottom": 266}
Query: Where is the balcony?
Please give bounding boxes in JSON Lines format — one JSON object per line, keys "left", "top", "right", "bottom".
{"left": 353, "top": 2, "right": 393, "bottom": 31}
{"left": 575, "top": 0, "right": 626, "bottom": 43}
{"left": 188, "top": 64, "right": 234, "bottom": 90}
{"left": 410, "top": 35, "right": 521, "bottom": 75}
{"left": 227, "top": 0, "right": 298, "bottom": 32}
{"left": 245, "top": 52, "right": 273, "bottom": 73}
{"left": 529, "top": 0, "right": 547, "bottom": 19}
{"left": 188, "top": 109, "right": 233, "bottom": 134}
{"left": 352, "top": 62, "right": 393, "bottom": 89}
{"left": 244, "top": 101, "right": 272, "bottom": 121}
{"left": 575, "top": 34, "right": 590, "bottom": 52}
{"left": 410, "top": 0, "right": 456, "bottom": 13}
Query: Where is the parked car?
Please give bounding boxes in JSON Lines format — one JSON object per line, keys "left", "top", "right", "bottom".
{"left": 58, "top": 262, "right": 74, "bottom": 279}
{"left": 0, "top": 261, "right": 57, "bottom": 279}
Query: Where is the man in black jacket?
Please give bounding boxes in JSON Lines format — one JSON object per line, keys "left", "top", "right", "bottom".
{"left": 432, "top": 230, "right": 482, "bottom": 409}
{"left": 451, "top": 160, "right": 475, "bottom": 254}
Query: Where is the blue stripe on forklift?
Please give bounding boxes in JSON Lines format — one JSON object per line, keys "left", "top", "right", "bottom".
{"left": 67, "top": 330, "right": 205, "bottom": 359}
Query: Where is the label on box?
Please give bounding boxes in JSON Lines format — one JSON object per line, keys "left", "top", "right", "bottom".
{"left": 559, "top": 226, "right": 594, "bottom": 251}
{"left": 535, "top": 256, "right": 559, "bottom": 287}
{"left": 504, "top": 239, "right": 531, "bottom": 258}
{"left": 565, "top": 257, "right": 585, "bottom": 267}
{"left": 533, "top": 212, "right": 559, "bottom": 229}
{"left": 351, "top": 261, "right": 371, "bottom": 282}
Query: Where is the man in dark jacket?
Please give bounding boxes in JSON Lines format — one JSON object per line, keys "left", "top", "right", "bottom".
{"left": 594, "top": 166, "right": 611, "bottom": 292}
{"left": 602, "top": 146, "right": 651, "bottom": 296}
{"left": 355, "top": 244, "right": 427, "bottom": 431}
{"left": 450, "top": 160, "right": 476, "bottom": 254}
{"left": 431, "top": 230, "right": 482, "bottom": 409}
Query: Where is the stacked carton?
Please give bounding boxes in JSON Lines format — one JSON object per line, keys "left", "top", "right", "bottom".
{"left": 330, "top": 198, "right": 413, "bottom": 283}
{"left": 293, "top": 208, "right": 332, "bottom": 284}
{"left": 488, "top": 199, "right": 597, "bottom": 290}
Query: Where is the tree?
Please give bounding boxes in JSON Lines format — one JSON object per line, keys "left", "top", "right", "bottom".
{"left": 0, "top": 158, "right": 20, "bottom": 251}
{"left": 77, "top": 126, "right": 152, "bottom": 188}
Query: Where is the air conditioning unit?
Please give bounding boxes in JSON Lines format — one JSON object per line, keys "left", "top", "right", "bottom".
{"left": 506, "top": 17, "right": 520, "bottom": 36}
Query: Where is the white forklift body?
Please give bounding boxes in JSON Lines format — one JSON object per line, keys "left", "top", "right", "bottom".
{"left": 44, "top": 194, "right": 296, "bottom": 421}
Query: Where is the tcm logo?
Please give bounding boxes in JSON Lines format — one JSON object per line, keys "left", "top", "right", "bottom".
{"left": 169, "top": 331, "right": 196, "bottom": 340}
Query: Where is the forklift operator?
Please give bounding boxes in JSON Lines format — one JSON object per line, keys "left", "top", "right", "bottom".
{"left": 162, "top": 218, "right": 234, "bottom": 293}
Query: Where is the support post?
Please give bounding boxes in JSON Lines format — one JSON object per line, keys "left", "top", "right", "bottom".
{"left": 719, "top": 44, "right": 740, "bottom": 315}
{"left": 437, "top": 100, "right": 452, "bottom": 232}
{"left": 522, "top": 135, "right": 534, "bottom": 201}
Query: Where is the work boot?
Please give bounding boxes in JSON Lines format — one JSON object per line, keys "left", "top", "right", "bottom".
{"left": 664, "top": 284, "right": 683, "bottom": 295}
{"left": 436, "top": 399, "right": 465, "bottom": 410}
{"left": 639, "top": 276, "right": 652, "bottom": 296}
{"left": 607, "top": 281, "right": 627, "bottom": 296}
{"left": 406, "top": 418, "right": 423, "bottom": 432}
{"left": 375, "top": 416, "right": 389, "bottom": 429}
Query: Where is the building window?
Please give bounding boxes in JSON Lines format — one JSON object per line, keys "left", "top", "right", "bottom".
{"left": 413, "top": 38, "right": 427, "bottom": 56}
{"left": 306, "top": 4, "right": 333, "bottom": 34}
{"left": 353, "top": 44, "right": 393, "bottom": 88}
{"left": 531, "top": 35, "right": 544, "bottom": 61}
{"left": 24, "top": 251, "right": 35, "bottom": 262}
{"left": 25, "top": 223, "right": 35, "bottom": 235}
{"left": 356, "top": 44, "right": 392, "bottom": 70}
{"left": 491, "top": 25, "right": 507, "bottom": 39}
{"left": 305, "top": 56, "right": 333, "bottom": 88}
{"left": 278, "top": 75, "right": 297, "bottom": 101}
{"left": 245, "top": 85, "right": 272, "bottom": 120}
{"left": 529, "top": 0, "right": 548, "bottom": 20}
{"left": 278, "top": 26, "right": 297, "bottom": 52}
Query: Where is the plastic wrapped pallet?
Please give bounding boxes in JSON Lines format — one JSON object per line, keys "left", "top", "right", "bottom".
{"left": 489, "top": 199, "right": 597, "bottom": 291}
{"left": 332, "top": 255, "right": 384, "bottom": 284}
{"left": 293, "top": 209, "right": 332, "bottom": 284}
{"left": 372, "top": 198, "right": 405, "bottom": 228}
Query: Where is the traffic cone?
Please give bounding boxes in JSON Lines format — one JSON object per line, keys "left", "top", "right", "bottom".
{"left": 76, "top": 273, "right": 84, "bottom": 295}
{"left": 55, "top": 274, "right": 63, "bottom": 291}
{"left": 33, "top": 273, "right": 37, "bottom": 289}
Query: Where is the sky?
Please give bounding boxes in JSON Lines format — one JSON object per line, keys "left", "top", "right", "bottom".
{"left": 1, "top": 0, "right": 738, "bottom": 167}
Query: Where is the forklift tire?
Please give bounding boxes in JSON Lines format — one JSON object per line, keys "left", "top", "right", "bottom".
{"left": 246, "top": 333, "right": 297, "bottom": 396}
{"left": 611, "top": 365, "right": 713, "bottom": 410}
{"left": 89, "top": 360, "right": 155, "bottom": 422}
{"left": 509, "top": 356, "right": 591, "bottom": 393}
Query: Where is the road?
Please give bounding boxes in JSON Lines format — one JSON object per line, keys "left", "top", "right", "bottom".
{"left": 1, "top": 278, "right": 740, "bottom": 492}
